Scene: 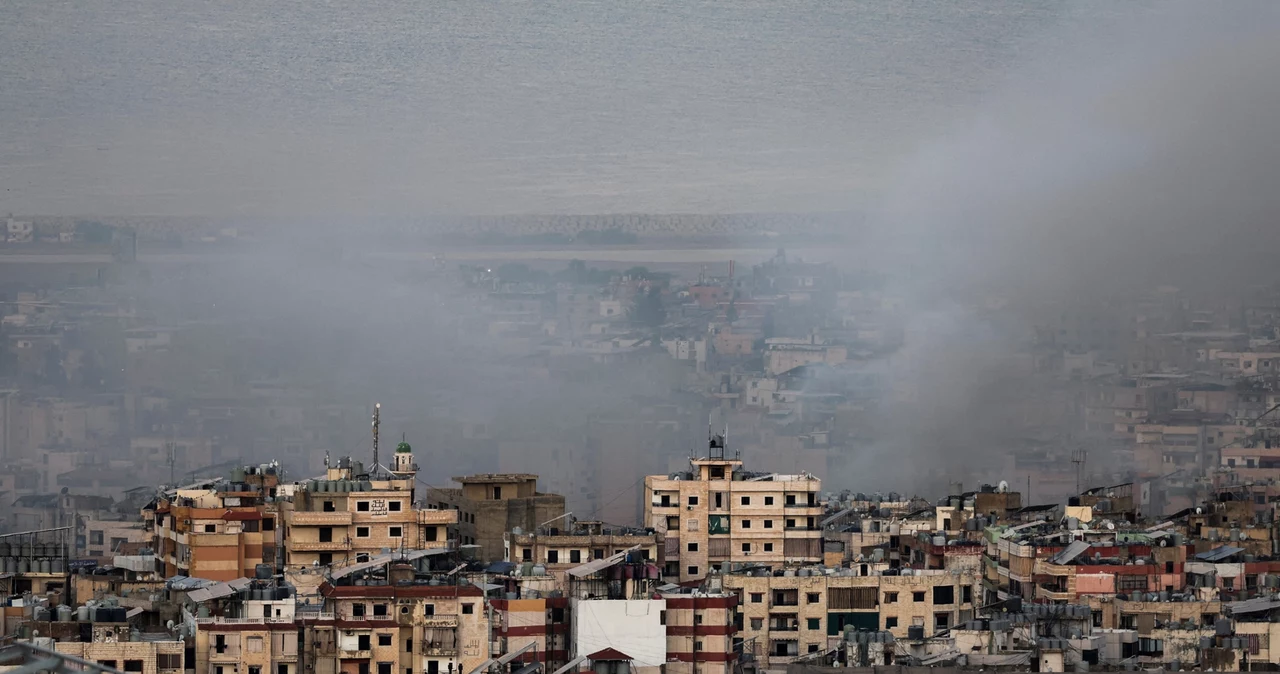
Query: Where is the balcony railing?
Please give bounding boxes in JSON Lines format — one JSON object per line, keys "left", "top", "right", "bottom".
{"left": 288, "top": 538, "right": 352, "bottom": 551}
{"left": 289, "top": 511, "right": 353, "bottom": 526}
{"left": 418, "top": 510, "right": 458, "bottom": 525}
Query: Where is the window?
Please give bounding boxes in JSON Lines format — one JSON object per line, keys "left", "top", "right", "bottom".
{"left": 352, "top": 603, "right": 366, "bottom": 617}
{"left": 492, "top": 486, "right": 502, "bottom": 499}
{"left": 373, "top": 604, "right": 388, "bottom": 617}
{"left": 279, "top": 665, "right": 289, "bottom": 674}
{"left": 764, "top": 496, "right": 774, "bottom": 506}
{"left": 688, "top": 496, "right": 699, "bottom": 506}
{"left": 807, "top": 644, "right": 819, "bottom": 653}
{"left": 741, "top": 496, "right": 751, "bottom": 506}
{"left": 763, "top": 520, "right": 773, "bottom": 529}
{"left": 751, "top": 593, "right": 763, "bottom": 603}
{"left": 358, "top": 635, "right": 371, "bottom": 650}
{"left": 962, "top": 586, "right": 972, "bottom": 603}
{"left": 90, "top": 531, "right": 103, "bottom": 545}
{"left": 249, "top": 668, "right": 261, "bottom": 674}
{"left": 687, "top": 519, "right": 699, "bottom": 531}
{"left": 405, "top": 638, "right": 413, "bottom": 652}
{"left": 463, "top": 603, "right": 474, "bottom": 614}
{"left": 741, "top": 543, "right": 751, "bottom": 553}
{"left": 389, "top": 501, "right": 402, "bottom": 512}
{"left": 359, "top": 664, "right": 369, "bottom": 674}
{"left": 885, "top": 617, "right": 898, "bottom": 629}
{"left": 125, "top": 661, "right": 144, "bottom": 672}
{"left": 425, "top": 604, "right": 435, "bottom": 616}
{"left": 935, "top": 613, "right": 950, "bottom": 630}
{"left": 741, "top": 520, "right": 751, "bottom": 529}
{"left": 884, "top": 592, "right": 898, "bottom": 604}
{"left": 667, "top": 516, "right": 679, "bottom": 529}
{"left": 687, "top": 565, "right": 699, "bottom": 577}
{"left": 378, "top": 634, "right": 392, "bottom": 647}
{"left": 912, "top": 591, "right": 925, "bottom": 602}
{"left": 378, "top": 664, "right": 393, "bottom": 674}
{"left": 570, "top": 550, "right": 581, "bottom": 563}
{"left": 263, "top": 518, "right": 275, "bottom": 531}
{"left": 785, "top": 519, "right": 796, "bottom": 528}
{"left": 764, "top": 543, "right": 773, "bottom": 552}
{"left": 522, "top": 548, "right": 533, "bottom": 561}
{"left": 96, "top": 662, "right": 117, "bottom": 670}
{"left": 357, "top": 501, "right": 370, "bottom": 512}
{"left": 356, "top": 526, "right": 370, "bottom": 538}
{"left": 204, "top": 524, "right": 217, "bottom": 533}
{"left": 389, "top": 526, "right": 402, "bottom": 538}
{"left": 548, "top": 550, "right": 559, "bottom": 563}
{"left": 158, "top": 655, "right": 182, "bottom": 670}
{"left": 319, "top": 553, "right": 333, "bottom": 565}
{"left": 750, "top": 618, "right": 763, "bottom": 630}
{"left": 695, "top": 642, "right": 704, "bottom": 652}
{"left": 323, "top": 500, "right": 336, "bottom": 512}
{"left": 807, "top": 593, "right": 820, "bottom": 604}
{"left": 807, "top": 618, "right": 821, "bottom": 630}
{"left": 425, "top": 527, "right": 438, "bottom": 542}
{"left": 247, "top": 637, "right": 264, "bottom": 652}
{"left": 933, "top": 586, "right": 955, "bottom": 605}
{"left": 243, "top": 520, "right": 260, "bottom": 533}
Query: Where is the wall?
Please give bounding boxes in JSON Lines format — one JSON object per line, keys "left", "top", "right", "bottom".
{"left": 571, "top": 599, "right": 666, "bottom": 668}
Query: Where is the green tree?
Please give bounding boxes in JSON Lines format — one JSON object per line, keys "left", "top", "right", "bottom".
{"left": 632, "top": 286, "right": 666, "bottom": 330}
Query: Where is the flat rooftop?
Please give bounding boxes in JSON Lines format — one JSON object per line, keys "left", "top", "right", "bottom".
{"left": 453, "top": 473, "right": 539, "bottom": 484}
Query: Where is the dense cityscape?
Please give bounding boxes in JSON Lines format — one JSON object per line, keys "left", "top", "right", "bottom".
{"left": 1, "top": 216, "right": 1279, "bottom": 674}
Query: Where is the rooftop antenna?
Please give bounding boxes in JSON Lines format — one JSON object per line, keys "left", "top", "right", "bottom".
{"left": 372, "top": 403, "right": 381, "bottom": 474}
{"left": 1071, "top": 449, "right": 1088, "bottom": 495}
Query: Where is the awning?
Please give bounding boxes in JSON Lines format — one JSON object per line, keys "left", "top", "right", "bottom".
{"left": 1048, "top": 540, "right": 1091, "bottom": 565}
{"left": 1196, "top": 545, "right": 1245, "bottom": 562}
{"left": 566, "top": 545, "right": 641, "bottom": 578}
{"left": 331, "top": 548, "right": 449, "bottom": 581}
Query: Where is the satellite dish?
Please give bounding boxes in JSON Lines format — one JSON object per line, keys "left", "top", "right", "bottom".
{"left": 1106, "top": 522, "right": 1116, "bottom": 530}
{"left": 998, "top": 481, "right": 1009, "bottom": 493}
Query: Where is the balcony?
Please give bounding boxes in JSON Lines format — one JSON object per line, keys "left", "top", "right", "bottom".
{"left": 340, "top": 649, "right": 372, "bottom": 660}
{"left": 418, "top": 510, "right": 459, "bottom": 525}
{"left": 208, "top": 651, "right": 240, "bottom": 663}
{"left": 290, "top": 511, "right": 353, "bottom": 526}
{"left": 288, "top": 538, "right": 352, "bottom": 551}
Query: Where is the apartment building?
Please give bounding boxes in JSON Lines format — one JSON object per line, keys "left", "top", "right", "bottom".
{"left": 310, "top": 563, "right": 492, "bottom": 674}
{"left": 427, "top": 474, "right": 566, "bottom": 562}
{"left": 724, "top": 567, "right": 982, "bottom": 668}
{"left": 565, "top": 551, "right": 738, "bottom": 674}
{"left": 282, "top": 447, "right": 456, "bottom": 570}
{"left": 151, "top": 465, "right": 279, "bottom": 581}
{"left": 643, "top": 439, "right": 823, "bottom": 583}
{"left": 193, "top": 582, "right": 302, "bottom": 674}
{"left": 504, "top": 521, "right": 661, "bottom": 569}
{"left": 55, "top": 640, "right": 185, "bottom": 674}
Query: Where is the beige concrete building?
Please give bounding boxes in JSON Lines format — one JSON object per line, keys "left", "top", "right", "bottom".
{"left": 282, "top": 447, "right": 455, "bottom": 569}
{"left": 55, "top": 640, "right": 185, "bottom": 674}
{"left": 505, "top": 521, "right": 661, "bottom": 569}
{"left": 643, "top": 445, "right": 822, "bottom": 583}
{"left": 724, "top": 567, "right": 982, "bottom": 669}
{"left": 427, "top": 474, "right": 566, "bottom": 562}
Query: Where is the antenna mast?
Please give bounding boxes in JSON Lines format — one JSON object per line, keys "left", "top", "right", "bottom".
{"left": 1071, "top": 449, "right": 1087, "bottom": 495}
{"left": 372, "top": 403, "right": 381, "bottom": 473}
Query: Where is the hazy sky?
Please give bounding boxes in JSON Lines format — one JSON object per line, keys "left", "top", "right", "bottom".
{"left": 1, "top": 0, "right": 1172, "bottom": 218}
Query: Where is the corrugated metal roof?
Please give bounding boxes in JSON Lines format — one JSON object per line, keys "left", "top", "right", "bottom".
{"left": 1229, "top": 597, "right": 1280, "bottom": 615}
{"left": 330, "top": 548, "right": 449, "bottom": 580}
{"left": 566, "top": 544, "right": 641, "bottom": 578}
{"left": 1049, "top": 540, "right": 1091, "bottom": 565}
{"left": 1196, "top": 545, "right": 1245, "bottom": 562}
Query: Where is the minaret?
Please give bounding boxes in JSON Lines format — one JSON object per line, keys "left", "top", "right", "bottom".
{"left": 392, "top": 433, "right": 416, "bottom": 477}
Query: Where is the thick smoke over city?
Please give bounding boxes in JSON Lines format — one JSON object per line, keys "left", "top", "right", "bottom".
{"left": 3, "top": 1, "right": 1280, "bottom": 522}
{"left": 827, "top": 3, "right": 1280, "bottom": 495}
